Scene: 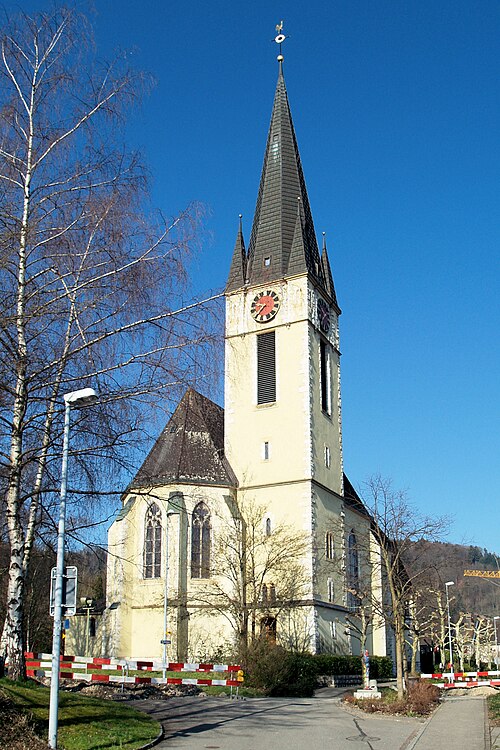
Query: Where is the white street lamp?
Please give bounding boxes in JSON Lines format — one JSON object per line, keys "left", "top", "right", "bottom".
{"left": 80, "top": 597, "right": 95, "bottom": 657}
{"left": 445, "top": 581, "right": 454, "bottom": 681}
{"left": 162, "top": 503, "right": 180, "bottom": 679}
{"left": 48, "top": 388, "right": 97, "bottom": 750}
{"left": 494, "top": 616, "right": 499, "bottom": 671}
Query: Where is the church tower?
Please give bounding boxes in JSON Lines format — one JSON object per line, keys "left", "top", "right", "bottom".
{"left": 225, "top": 49, "right": 346, "bottom": 649}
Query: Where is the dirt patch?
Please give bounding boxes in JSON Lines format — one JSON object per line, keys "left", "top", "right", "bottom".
{"left": 449, "top": 686, "right": 498, "bottom": 697}
{"left": 0, "top": 691, "right": 48, "bottom": 750}
{"left": 37, "top": 676, "right": 203, "bottom": 701}
{"left": 344, "top": 682, "right": 440, "bottom": 717}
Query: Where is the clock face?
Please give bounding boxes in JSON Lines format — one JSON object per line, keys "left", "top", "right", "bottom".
{"left": 317, "top": 298, "right": 331, "bottom": 333}
{"left": 251, "top": 289, "right": 280, "bottom": 323}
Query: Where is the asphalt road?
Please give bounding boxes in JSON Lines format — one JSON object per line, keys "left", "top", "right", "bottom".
{"left": 138, "top": 690, "right": 425, "bottom": 750}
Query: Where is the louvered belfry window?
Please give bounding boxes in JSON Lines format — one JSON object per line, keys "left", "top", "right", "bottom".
{"left": 257, "top": 331, "right": 276, "bottom": 404}
{"left": 144, "top": 502, "right": 162, "bottom": 578}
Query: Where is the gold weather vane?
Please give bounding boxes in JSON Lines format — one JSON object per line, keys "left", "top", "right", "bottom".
{"left": 273, "top": 20, "right": 288, "bottom": 63}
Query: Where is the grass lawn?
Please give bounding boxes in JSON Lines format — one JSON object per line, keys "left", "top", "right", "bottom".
{"left": 0, "top": 678, "right": 161, "bottom": 750}
{"left": 489, "top": 692, "right": 500, "bottom": 726}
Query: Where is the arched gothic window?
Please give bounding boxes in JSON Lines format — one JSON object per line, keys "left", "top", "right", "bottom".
{"left": 191, "top": 502, "right": 211, "bottom": 578}
{"left": 265, "top": 517, "right": 272, "bottom": 536}
{"left": 144, "top": 502, "right": 162, "bottom": 579}
{"left": 347, "top": 530, "right": 360, "bottom": 612}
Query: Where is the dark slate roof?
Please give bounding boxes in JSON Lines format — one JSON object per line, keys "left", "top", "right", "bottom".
{"left": 226, "top": 66, "right": 339, "bottom": 310}
{"left": 226, "top": 216, "right": 247, "bottom": 291}
{"left": 343, "top": 474, "right": 371, "bottom": 518}
{"left": 130, "top": 389, "right": 237, "bottom": 489}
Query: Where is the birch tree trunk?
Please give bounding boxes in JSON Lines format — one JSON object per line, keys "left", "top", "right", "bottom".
{"left": 0, "top": 8, "right": 219, "bottom": 679}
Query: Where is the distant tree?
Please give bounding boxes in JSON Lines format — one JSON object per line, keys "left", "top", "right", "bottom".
{"left": 359, "top": 475, "right": 450, "bottom": 699}
{"left": 0, "top": 7, "right": 220, "bottom": 680}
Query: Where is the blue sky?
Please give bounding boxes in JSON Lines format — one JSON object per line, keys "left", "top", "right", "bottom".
{"left": 18, "top": 1, "right": 499, "bottom": 553}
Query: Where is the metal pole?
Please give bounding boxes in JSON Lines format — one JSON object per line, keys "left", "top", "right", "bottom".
{"left": 445, "top": 582, "right": 454, "bottom": 681}
{"left": 86, "top": 605, "right": 90, "bottom": 657}
{"left": 162, "top": 518, "right": 169, "bottom": 679}
{"left": 48, "top": 399, "right": 71, "bottom": 749}
{"left": 494, "top": 617, "right": 499, "bottom": 670}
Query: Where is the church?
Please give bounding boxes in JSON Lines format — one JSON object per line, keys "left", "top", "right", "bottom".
{"left": 101, "top": 48, "right": 392, "bottom": 664}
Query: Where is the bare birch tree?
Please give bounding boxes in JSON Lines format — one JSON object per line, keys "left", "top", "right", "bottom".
{"left": 0, "top": 7, "right": 221, "bottom": 679}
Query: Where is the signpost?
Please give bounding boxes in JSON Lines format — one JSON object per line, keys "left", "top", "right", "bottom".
{"left": 50, "top": 566, "right": 78, "bottom": 617}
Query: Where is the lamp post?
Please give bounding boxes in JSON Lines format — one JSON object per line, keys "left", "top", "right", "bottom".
{"left": 80, "top": 597, "right": 95, "bottom": 657}
{"left": 48, "top": 388, "right": 97, "bottom": 750}
{"left": 162, "top": 504, "right": 180, "bottom": 679}
{"left": 494, "top": 616, "right": 499, "bottom": 671}
{"left": 445, "top": 581, "right": 454, "bottom": 681}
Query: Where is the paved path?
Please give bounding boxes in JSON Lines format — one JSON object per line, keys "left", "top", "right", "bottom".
{"left": 135, "top": 690, "right": 490, "bottom": 750}
{"left": 137, "top": 691, "right": 423, "bottom": 750}
{"left": 407, "top": 694, "right": 489, "bottom": 750}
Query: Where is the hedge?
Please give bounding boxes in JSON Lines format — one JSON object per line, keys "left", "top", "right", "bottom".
{"left": 312, "top": 654, "right": 393, "bottom": 680}
{"left": 244, "top": 644, "right": 394, "bottom": 697}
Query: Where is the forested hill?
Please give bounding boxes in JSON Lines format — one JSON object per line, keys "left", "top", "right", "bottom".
{"left": 407, "top": 541, "right": 499, "bottom": 618}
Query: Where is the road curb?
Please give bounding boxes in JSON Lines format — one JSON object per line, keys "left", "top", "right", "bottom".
{"left": 137, "top": 722, "right": 165, "bottom": 750}
{"left": 485, "top": 698, "right": 491, "bottom": 750}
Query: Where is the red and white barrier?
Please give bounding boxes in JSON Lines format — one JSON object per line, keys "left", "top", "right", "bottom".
{"left": 25, "top": 652, "right": 240, "bottom": 673}
{"left": 421, "top": 670, "right": 500, "bottom": 679}
{"left": 420, "top": 670, "right": 500, "bottom": 690}
{"left": 438, "top": 679, "right": 500, "bottom": 689}
{"left": 24, "top": 652, "right": 243, "bottom": 687}
{"left": 26, "top": 668, "right": 241, "bottom": 687}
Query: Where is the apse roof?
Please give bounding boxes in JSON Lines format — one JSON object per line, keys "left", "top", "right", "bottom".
{"left": 130, "top": 389, "right": 237, "bottom": 489}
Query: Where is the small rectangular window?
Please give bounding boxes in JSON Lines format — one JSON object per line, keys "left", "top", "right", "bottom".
{"left": 257, "top": 331, "right": 276, "bottom": 404}
{"left": 264, "top": 256, "right": 271, "bottom": 266}
{"left": 263, "top": 441, "right": 270, "bottom": 460}
{"left": 325, "top": 445, "right": 331, "bottom": 468}
{"left": 328, "top": 578, "right": 335, "bottom": 603}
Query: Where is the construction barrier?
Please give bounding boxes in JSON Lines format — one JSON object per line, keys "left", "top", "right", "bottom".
{"left": 25, "top": 652, "right": 240, "bottom": 673}
{"left": 421, "top": 670, "right": 500, "bottom": 679}
{"left": 24, "top": 653, "right": 243, "bottom": 688}
{"left": 420, "top": 669, "right": 500, "bottom": 690}
{"left": 438, "top": 679, "right": 500, "bottom": 689}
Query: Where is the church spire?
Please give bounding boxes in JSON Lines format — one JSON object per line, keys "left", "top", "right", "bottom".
{"left": 226, "top": 26, "right": 338, "bottom": 304}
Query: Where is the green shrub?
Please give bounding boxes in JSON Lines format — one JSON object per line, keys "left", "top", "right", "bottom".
{"left": 242, "top": 642, "right": 393, "bottom": 696}
{"left": 312, "top": 654, "right": 361, "bottom": 676}
{"left": 370, "top": 656, "right": 393, "bottom": 679}
{"left": 242, "top": 641, "right": 316, "bottom": 697}
{"left": 311, "top": 654, "right": 393, "bottom": 679}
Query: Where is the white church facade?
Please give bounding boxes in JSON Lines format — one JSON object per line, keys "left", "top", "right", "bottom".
{"left": 99, "top": 59, "right": 392, "bottom": 663}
